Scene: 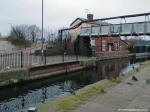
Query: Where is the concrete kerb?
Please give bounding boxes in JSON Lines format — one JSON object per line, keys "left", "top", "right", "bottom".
{"left": 0, "top": 60, "right": 96, "bottom": 88}
{"left": 0, "top": 68, "right": 29, "bottom": 88}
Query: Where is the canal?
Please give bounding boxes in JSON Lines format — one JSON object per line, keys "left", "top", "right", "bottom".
{"left": 0, "top": 57, "right": 149, "bottom": 112}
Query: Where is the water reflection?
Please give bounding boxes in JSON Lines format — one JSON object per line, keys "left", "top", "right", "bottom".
{"left": 0, "top": 57, "right": 149, "bottom": 112}
{"left": 95, "top": 58, "right": 129, "bottom": 81}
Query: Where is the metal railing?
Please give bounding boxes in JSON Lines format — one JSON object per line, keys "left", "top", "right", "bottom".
{"left": 0, "top": 50, "right": 88, "bottom": 71}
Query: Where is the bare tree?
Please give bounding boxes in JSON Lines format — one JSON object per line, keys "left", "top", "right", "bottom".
{"left": 44, "top": 28, "right": 60, "bottom": 44}
{"left": 10, "top": 25, "right": 28, "bottom": 40}
{"left": 28, "top": 25, "right": 41, "bottom": 42}
{"left": 61, "top": 29, "right": 71, "bottom": 44}
{"left": 9, "top": 24, "right": 41, "bottom": 42}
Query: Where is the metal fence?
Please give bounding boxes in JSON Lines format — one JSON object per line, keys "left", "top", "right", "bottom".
{"left": 0, "top": 50, "right": 89, "bottom": 71}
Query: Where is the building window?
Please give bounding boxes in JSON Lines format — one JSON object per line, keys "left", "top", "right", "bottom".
{"left": 90, "top": 40, "right": 95, "bottom": 47}
{"left": 102, "top": 40, "right": 106, "bottom": 51}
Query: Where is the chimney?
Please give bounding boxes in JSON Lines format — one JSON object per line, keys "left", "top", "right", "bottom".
{"left": 87, "top": 14, "right": 94, "bottom": 21}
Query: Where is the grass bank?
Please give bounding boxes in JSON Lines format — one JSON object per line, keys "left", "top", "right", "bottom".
{"left": 38, "top": 78, "right": 126, "bottom": 112}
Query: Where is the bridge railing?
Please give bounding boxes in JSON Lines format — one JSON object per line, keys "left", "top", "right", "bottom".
{"left": 80, "top": 21, "right": 150, "bottom": 37}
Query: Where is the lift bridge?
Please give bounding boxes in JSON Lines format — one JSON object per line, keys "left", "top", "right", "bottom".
{"left": 80, "top": 12, "right": 150, "bottom": 37}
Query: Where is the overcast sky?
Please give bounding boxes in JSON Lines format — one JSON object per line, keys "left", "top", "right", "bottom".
{"left": 0, "top": 0, "right": 150, "bottom": 36}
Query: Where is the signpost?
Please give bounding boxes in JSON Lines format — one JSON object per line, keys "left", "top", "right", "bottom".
{"left": 40, "top": 37, "right": 45, "bottom": 43}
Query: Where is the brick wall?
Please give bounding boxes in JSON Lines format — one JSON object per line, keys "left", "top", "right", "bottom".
{"left": 91, "top": 37, "right": 121, "bottom": 53}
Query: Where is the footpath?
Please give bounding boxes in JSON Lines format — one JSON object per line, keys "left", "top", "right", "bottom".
{"left": 38, "top": 62, "right": 150, "bottom": 112}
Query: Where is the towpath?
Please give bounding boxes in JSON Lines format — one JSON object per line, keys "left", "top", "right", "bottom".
{"left": 73, "top": 64, "right": 150, "bottom": 112}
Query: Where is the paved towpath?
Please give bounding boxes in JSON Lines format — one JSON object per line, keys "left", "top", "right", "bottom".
{"left": 72, "top": 65, "right": 150, "bottom": 112}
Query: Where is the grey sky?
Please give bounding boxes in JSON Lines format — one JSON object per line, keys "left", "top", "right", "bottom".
{"left": 0, "top": 0, "right": 150, "bottom": 36}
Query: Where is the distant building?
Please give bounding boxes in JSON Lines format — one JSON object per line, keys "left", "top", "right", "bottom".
{"left": 131, "top": 43, "right": 150, "bottom": 53}
{"left": 69, "top": 14, "right": 109, "bottom": 42}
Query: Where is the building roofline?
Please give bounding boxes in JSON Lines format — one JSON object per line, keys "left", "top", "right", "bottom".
{"left": 70, "top": 18, "right": 87, "bottom": 26}
{"left": 120, "top": 39, "right": 129, "bottom": 45}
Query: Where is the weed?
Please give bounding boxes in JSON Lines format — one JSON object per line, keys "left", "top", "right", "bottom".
{"left": 100, "top": 87, "right": 106, "bottom": 93}
{"left": 126, "top": 82, "right": 133, "bottom": 85}
{"left": 58, "top": 98, "right": 76, "bottom": 110}
{"left": 110, "top": 78, "right": 121, "bottom": 83}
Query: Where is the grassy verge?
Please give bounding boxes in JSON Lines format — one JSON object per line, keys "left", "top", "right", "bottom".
{"left": 126, "top": 82, "right": 133, "bottom": 85}
{"left": 140, "top": 61, "right": 150, "bottom": 69}
{"left": 38, "top": 78, "right": 122, "bottom": 112}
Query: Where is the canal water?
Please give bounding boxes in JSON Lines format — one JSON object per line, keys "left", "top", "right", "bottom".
{"left": 0, "top": 57, "right": 149, "bottom": 112}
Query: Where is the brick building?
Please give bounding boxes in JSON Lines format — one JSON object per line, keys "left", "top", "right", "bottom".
{"left": 62, "top": 14, "right": 129, "bottom": 56}
{"left": 90, "top": 37, "right": 129, "bottom": 56}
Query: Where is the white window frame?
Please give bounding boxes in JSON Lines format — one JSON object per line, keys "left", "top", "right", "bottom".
{"left": 102, "top": 40, "right": 106, "bottom": 51}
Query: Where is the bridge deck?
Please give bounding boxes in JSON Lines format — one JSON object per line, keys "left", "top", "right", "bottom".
{"left": 80, "top": 21, "right": 150, "bottom": 37}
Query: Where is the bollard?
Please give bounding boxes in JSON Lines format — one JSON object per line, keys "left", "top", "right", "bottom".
{"left": 28, "top": 107, "right": 37, "bottom": 112}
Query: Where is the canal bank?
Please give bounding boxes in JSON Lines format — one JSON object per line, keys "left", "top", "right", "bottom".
{"left": 38, "top": 61, "right": 150, "bottom": 112}
{"left": 0, "top": 57, "right": 143, "bottom": 112}
{"left": 0, "top": 53, "right": 137, "bottom": 88}
{"left": 0, "top": 60, "right": 96, "bottom": 89}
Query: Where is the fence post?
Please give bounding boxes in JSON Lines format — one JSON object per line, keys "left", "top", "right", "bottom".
{"left": 21, "top": 51, "right": 23, "bottom": 68}
{"left": 62, "top": 54, "right": 64, "bottom": 62}
{"left": 62, "top": 52, "right": 66, "bottom": 62}
{"left": 76, "top": 54, "right": 78, "bottom": 61}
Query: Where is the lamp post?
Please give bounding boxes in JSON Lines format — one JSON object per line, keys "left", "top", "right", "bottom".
{"left": 41, "top": 0, "right": 44, "bottom": 63}
{"left": 42, "top": 0, "right": 44, "bottom": 41}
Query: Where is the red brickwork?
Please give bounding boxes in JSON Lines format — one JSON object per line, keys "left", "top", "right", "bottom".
{"left": 91, "top": 37, "right": 128, "bottom": 56}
